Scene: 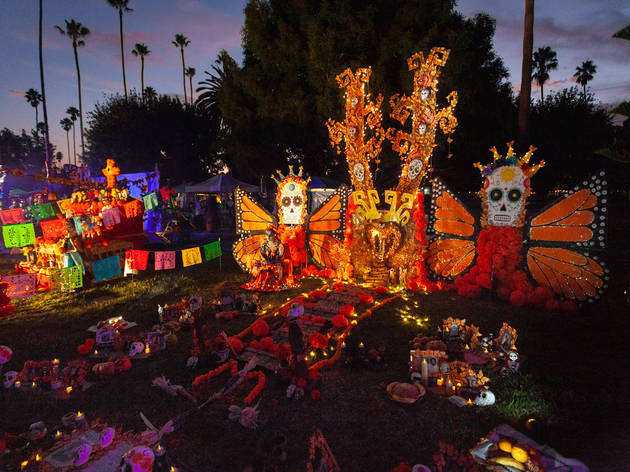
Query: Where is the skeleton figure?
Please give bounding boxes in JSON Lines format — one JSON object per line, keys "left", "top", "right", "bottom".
{"left": 501, "top": 350, "right": 520, "bottom": 375}
{"left": 484, "top": 165, "right": 528, "bottom": 227}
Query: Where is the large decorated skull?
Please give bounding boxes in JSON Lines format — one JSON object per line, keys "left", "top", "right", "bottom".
{"left": 474, "top": 389, "right": 495, "bottom": 406}
{"left": 408, "top": 159, "right": 424, "bottom": 181}
{"left": 278, "top": 178, "right": 307, "bottom": 226}
{"left": 484, "top": 166, "right": 528, "bottom": 227}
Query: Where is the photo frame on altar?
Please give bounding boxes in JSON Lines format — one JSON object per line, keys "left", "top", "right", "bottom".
{"left": 497, "top": 323, "right": 517, "bottom": 354}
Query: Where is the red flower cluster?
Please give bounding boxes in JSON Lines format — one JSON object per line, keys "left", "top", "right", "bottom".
{"left": 251, "top": 319, "right": 270, "bottom": 337}
{"left": 278, "top": 225, "right": 307, "bottom": 267}
{"left": 453, "top": 226, "right": 577, "bottom": 312}
{"left": 331, "top": 314, "right": 349, "bottom": 328}
{"left": 308, "top": 332, "right": 328, "bottom": 349}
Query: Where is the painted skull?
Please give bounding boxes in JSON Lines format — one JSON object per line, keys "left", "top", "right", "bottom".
{"left": 484, "top": 166, "right": 528, "bottom": 227}
{"left": 408, "top": 159, "right": 424, "bottom": 181}
{"left": 474, "top": 389, "right": 496, "bottom": 406}
{"left": 100, "top": 427, "right": 115, "bottom": 447}
{"left": 278, "top": 180, "right": 306, "bottom": 225}
{"left": 420, "top": 88, "right": 430, "bottom": 101}
{"left": 353, "top": 163, "right": 365, "bottom": 183}
{"left": 418, "top": 123, "right": 427, "bottom": 135}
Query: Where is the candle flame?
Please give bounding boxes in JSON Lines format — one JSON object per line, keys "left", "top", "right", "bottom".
{"left": 36, "top": 454, "right": 40, "bottom": 461}
{"left": 77, "top": 411, "right": 83, "bottom": 417}
{"left": 56, "top": 430, "right": 62, "bottom": 437}
{"left": 467, "top": 398, "right": 473, "bottom": 405}
{"left": 66, "top": 386, "right": 73, "bottom": 394}
{"left": 21, "top": 460, "right": 28, "bottom": 469}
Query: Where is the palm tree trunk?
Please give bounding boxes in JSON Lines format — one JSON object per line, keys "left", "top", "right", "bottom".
{"left": 119, "top": 9, "right": 128, "bottom": 100}
{"left": 73, "top": 42, "right": 86, "bottom": 160}
{"left": 35, "top": 107, "right": 39, "bottom": 133}
{"left": 66, "top": 130, "right": 70, "bottom": 165}
{"left": 517, "top": 0, "right": 534, "bottom": 149}
{"left": 141, "top": 56, "right": 145, "bottom": 99}
{"left": 38, "top": 0, "right": 51, "bottom": 180}
{"left": 540, "top": 84, "right": 544, "bottom": 102}
{"left": 180, "top": 47, "right": 187, "bottom": 104}
{"left": 189, "top": 75, "right": 194, "bottom": 103}
{"left": 72, "top": 123, "right": 77, "bottom": 166}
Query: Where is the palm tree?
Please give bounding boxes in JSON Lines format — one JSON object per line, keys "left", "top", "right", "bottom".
{"left": 172, "top": 34, "right": 191, "bottom": 103}
{"left": 66, "top": 106, "right": 79, "bottom": 165}
{"left": 60, "top": 117, "right": 73, "bottom": 165}
{"left": 143, "top": 86, "right": 157, "bottom": 102}
{"left": 532, "top": 45, "right": 559, "bottom": 101}
{"left": 185, "top": 67, "right": 196, "bottom": 103}
{"left": 573, "top": 60, "right": 597, "bottom": 96}
{"left": 55, "top": 19, "right": 90, "bottom": 159}
{"left": 24, "top": 88, "right": 42, "bottom": 132}
{"left": 518, "top": 0, "right": 534, "bottom": 147}
{"left": 131, "top": 43, "right": 150, "bottom": 98}
{"left": 38, "top": 0, "right": 51, "bottom": 179}
{"left": 196, "top": 50, "right": 238, "bottom": 126}
{"left": 107, "top": 0, "right": 133, "bottom": 99}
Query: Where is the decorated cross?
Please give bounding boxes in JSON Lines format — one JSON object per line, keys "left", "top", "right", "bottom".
{"left": 102, "top": 159, "right": 120, "bottom": 189}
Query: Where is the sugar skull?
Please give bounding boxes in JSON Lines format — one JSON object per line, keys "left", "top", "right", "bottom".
{"left": 3, "top": 370, "right": 17, "bottom": 388}
{"left": 474, "top": 389, "right": 495, "bottom": 406}
{"left": 420, "top": 88, "right": 430, "bottom": 101}
{"left": 278, "top": 178, "right": 306, "bottom": 225}
{"left": 353, "top": 163, "right": 365, "bottom": 183}
{"left": 408, "top": 158, "right": 424, "bottom": 181}
{"left": 484, "top": 165, "right": 528, "bottom": 227}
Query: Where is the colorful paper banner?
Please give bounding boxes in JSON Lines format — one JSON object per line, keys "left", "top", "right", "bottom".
{"left": 0, "top": 208, "right": 26, "bottom": 225}
{"left": 142, "top": 192, "right": 159, "bottom": 211}
{"left": 124, "top": 200, "right": 142, "bottom": 218}
{"left": 154, "top": 251, "right": 176, "bottom": 270}
{"left": 40, "top": 218, "right": 69, "bottom": 240}
{"left": 102, "top": 207, "right": 121, "bottom": 227}
{"left": 182, "top": 247, "right": 202, "bottom": 267}
{"left": 2, "top": 223, "right": 35, "bottom": 248}
{"left": 160, "top": 186, "right": 174, "bottom": 203}
{"left": 29, "top": 202, "right": 55, "bottom": 220}
{"left": 125, "top": 250, "right": 149, "bottom": 271}
{"left": 2, "top": 273, "right": 36, "bottom": 299}
{"left": 92, "top": 255, "right": 122, "bottom": 281}
{"left": 51, "top": 265, "right": 83, "bottom": 291}
{"left": 56, "top": 198, "right": 72, "bottom": 215}
{"left": 203, "top": 240, "right": 222, "bottom": 260}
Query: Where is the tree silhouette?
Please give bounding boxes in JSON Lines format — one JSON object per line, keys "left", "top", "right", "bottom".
{"left": 66, "top": 106, "right": 79, "bottom": 165}
{"left": 38, "top": 0, "right": 51, "bottom": 179}
{"left": 24, "top": 88, "right": 42, "bottom": 132}
{"left": 172, "top": 34, "right": 191, "bottom": 104}
{"left": 55, "top": 19, "right": 90, "bottom": 159}
{"left": 60, "top": 117, "right": 73, "bottom": 165}
{"left": 185, "top": 67, "right": 196, "bottom": 103}
{"left": 573, "top": 60, "right": 597, "bottom": 96}
{"left": 107, "top": 0, "right": 133, "bottom": 99}
{"left": 131, "top": 42, "right": 150, "bottom": 98}
{"left": 532, "top": 45, "right": 559, "bottom": 101}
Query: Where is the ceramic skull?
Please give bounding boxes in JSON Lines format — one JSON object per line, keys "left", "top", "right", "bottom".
{"left": 420, "top": 88, "right": 430, "bottom": 101}
{"left": 418, "top": 123, "right": 427, "bottom": 135}
{"left": 278, "top": 180, "right": 306, "bottom": 225}
{"left": 474, "top": 389, "right": 495, "bottom": 406}
{"left": 484, "top": 166, "right": 528, "bottom": 227}
{"left": 408, "top": 159, "right": 424, "bottom": 181}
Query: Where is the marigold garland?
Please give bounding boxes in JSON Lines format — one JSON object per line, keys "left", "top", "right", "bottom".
{"left": 244, "top": 371, "right": 265, "bottom": 404}
{"left": 192, "top": 359, "right": 238, "bottom": 392}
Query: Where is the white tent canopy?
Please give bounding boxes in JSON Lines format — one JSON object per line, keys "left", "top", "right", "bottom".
{"left": 184, "top": 174, "right": 259, "bottom": 193}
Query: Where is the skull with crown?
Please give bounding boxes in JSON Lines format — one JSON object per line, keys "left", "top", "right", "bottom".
{"left": 272, "top": 166, "right": 310, "bottom": 226}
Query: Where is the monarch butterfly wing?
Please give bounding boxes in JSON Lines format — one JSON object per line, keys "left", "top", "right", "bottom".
{"left": 232, "top": 234, "right": 267, "bottom": 273}
{"left": 426, "top": 178, "right": 477, "bottom": 279}
{"left": 306, "top": 186, "right": 350, "bottom": 269}
{"left": 526, "top": 247, "right": 607, "bottom": 302}
{"left": 234, "top": 186, "right": 276, "bottom": 235}
{"left": 525, "top": 172, "right": 609, "bottom": 302}
{"left": 427, "top": 177, "right": 477, "bottom": 239}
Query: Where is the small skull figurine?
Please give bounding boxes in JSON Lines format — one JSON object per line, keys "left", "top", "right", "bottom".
{"left": 418, "top": 123, "right": 427, "bottom": 135}
{"left": 506, "top": 350, "right": 520, "bottom": 373}
{"left": 351, "top": 98, "right": 358, "bottom": 107}
{"left": 420, "top": 88, "right": 431, "bottom": 101}
{"left": 481, "top": 334, "right": 494, "bottom": 351}
{"left": 474, "top": 389, "right": 496, "bottom": 406}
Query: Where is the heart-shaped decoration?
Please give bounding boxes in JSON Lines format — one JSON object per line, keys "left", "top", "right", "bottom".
{"left": 364, "top": 221, "right": 404, "bottom": 263}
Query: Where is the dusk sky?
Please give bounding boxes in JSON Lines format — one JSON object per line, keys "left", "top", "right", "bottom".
{"left": 1, "top": 0, "right": 629, "bottom": 165}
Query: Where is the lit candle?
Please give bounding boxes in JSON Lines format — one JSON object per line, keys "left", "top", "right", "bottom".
{"left": 437, "top": 377, "right": 444, "bottom": 387}
{"left": 76, "top": 411, "right": 85, "bottom": 424}
{"left": 358, "top": 342, "right": 364, "bottom": 349}
{"left": 145, "top": 345, "right": 150, "bottom": 354}
{"left": 446, "top": 377, "right": 453, "bottom": 390}
{"left": 20, "top": 460, "right": 28, "bottom": 470}
{"left": 66, "top": 386, "right": 73, "bottom": 394}
{"left": 55, "top": 430, "right": 62, "bottom": 438}
{"left": 52, "top": 358, "right": 60, "bottom": 377}
{"left": 467, "top": 398, "right": 473, "bottom": 406}
{"left": 465, "top": 344, "right": 470, "bottom": 350}
{"left": 15, "top": 381, "right": 21, "bottom": 388}
{"left": 31, "top": 381, "right": 36, "bottom": 388}
{"left": 155, "top": 444, "right": 165, "bottom": 456}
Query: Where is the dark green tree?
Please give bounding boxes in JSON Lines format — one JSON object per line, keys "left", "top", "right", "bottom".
{"left": 0, "top": 128, "right": 55, "bottom": 171}
{"left": 85, "top": 92, "right": 223, "bottom": 182}
{"left": 217, "top": 0, "right": 515, "bottom": 190}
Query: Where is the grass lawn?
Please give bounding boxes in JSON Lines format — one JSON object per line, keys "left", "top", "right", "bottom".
{"left": 1, "top": 205, "right": 629, "bottom": 471}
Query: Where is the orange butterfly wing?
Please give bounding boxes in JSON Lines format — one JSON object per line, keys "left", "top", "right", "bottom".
{"left": 427, "top": 178, "right": 477, "bottom": 279}
{"left": 232, "top": 234, "right": 267, "bottom": 273}
{"left": 234, "top": 186, "right": 275, "bottom": 235}
{"left": 526, "top": 172, "right": 608, "bottom": 301}
{"left": 306, "top": 186, "right": 350, "bottom": 269}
